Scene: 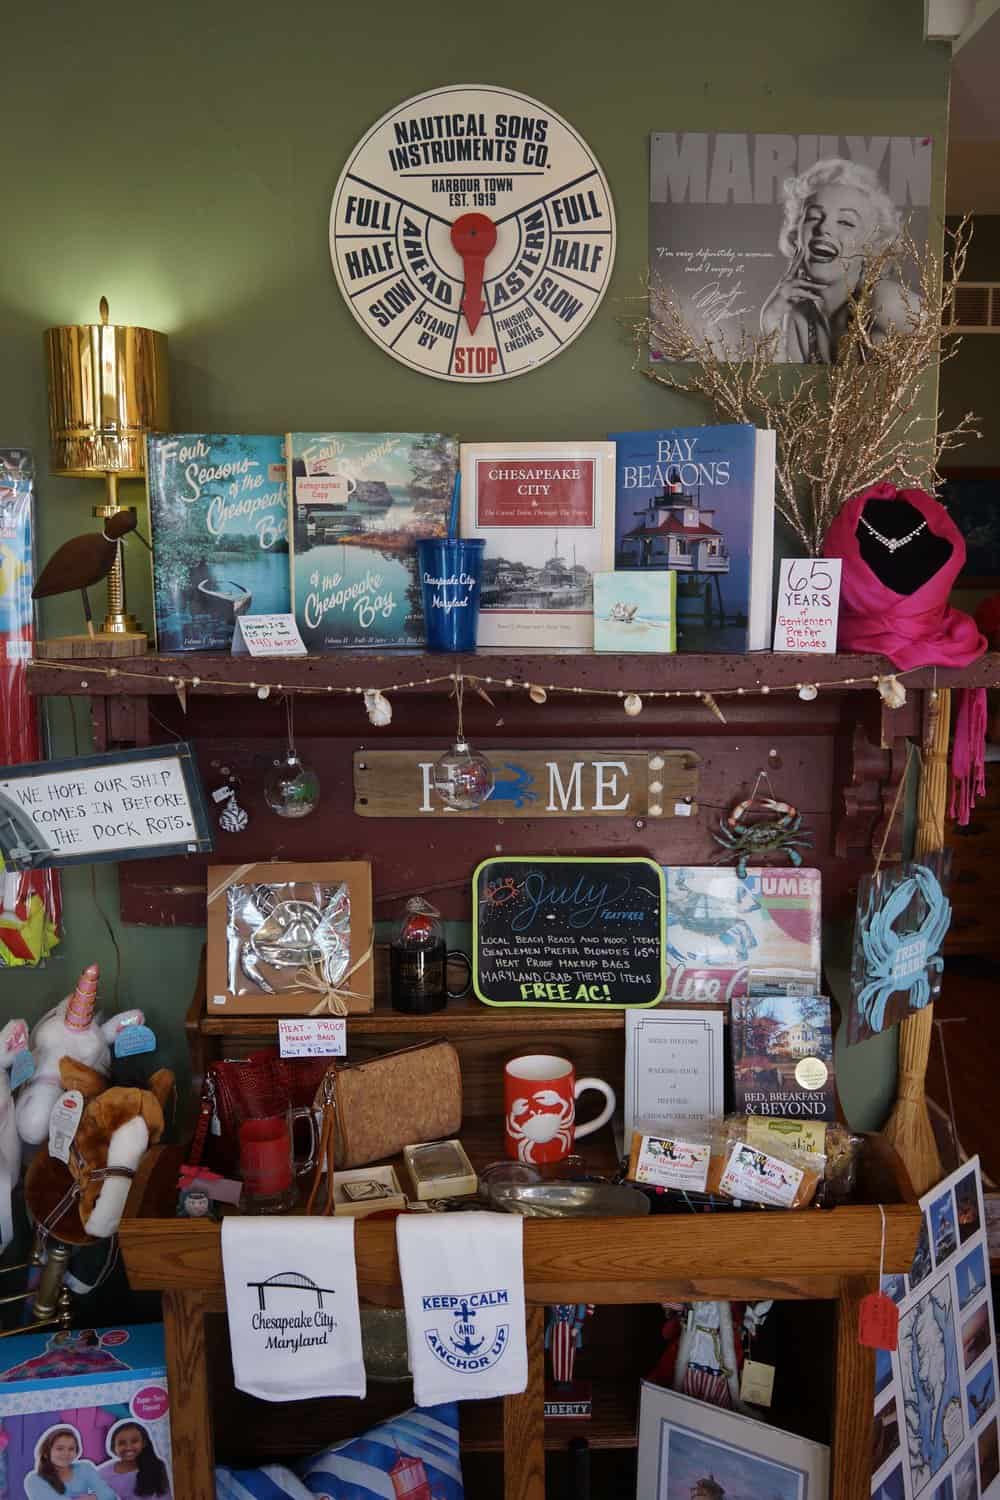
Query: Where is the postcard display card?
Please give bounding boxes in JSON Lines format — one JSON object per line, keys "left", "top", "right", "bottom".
{"left": 664, "top": 866, "right": 821, "bottom": 1005}
{"left": 460, "top": 442, "right": 616, "bottom": 650}
{"left": 147, "top": 434, "right": 289, "bottom": 651}
{"left": 288, "top": 432, "right": 456, "bottom": 650}
{"left": 0, "top": 1323, "right": 173, "bottom": 1497}
{"left": 872, "top": 1158, "right": 999, "bottom": 1500}
{"left": 609, "top": 424, "right": 775, "bottom": 652}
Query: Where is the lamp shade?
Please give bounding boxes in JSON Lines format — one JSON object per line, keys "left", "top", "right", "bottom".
{"left": 44, "top": 298, "right": 169, "bottom": 478}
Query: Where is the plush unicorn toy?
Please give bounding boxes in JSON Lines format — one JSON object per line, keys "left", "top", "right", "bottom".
{"left": 0, "top": 1017, "right": 30, "bottom": 1249}
{"left": 14, "top": 964, "right": 143, "bottom": 1147}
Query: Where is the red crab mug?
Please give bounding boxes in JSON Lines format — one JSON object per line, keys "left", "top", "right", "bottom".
{"left": 504, "top": 1054, "right": 616, "bottom": 1165}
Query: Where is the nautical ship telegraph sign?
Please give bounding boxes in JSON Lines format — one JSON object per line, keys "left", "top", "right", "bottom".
{"left": 329, "top": 84, "right": 616, "bottom": 381}
{"left": 354, "top": 749, "right": 698, "bottom": 818}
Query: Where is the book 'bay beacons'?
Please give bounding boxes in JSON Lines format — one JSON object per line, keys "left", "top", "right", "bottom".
{"left": 609, "top": 424, "right": 775, "bottom": 651}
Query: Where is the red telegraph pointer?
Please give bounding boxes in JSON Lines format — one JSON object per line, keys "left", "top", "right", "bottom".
{"left": 450, "top": 213, "right": 498, "bottom": 335}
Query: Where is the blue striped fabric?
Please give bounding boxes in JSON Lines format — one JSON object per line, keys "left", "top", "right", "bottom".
{"left": 215, "top": 1404, "right": 463, "bottom": 1500}
{"left": 215, "top": 1462, "right": 314, "bottom": 1500}
{"left": 299, "top": 1404, "right": 463, "bottom": 1498}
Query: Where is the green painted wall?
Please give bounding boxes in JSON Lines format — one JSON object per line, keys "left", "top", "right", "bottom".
{"left": 1, "top": 0, "right": 951, "bottom": 1128}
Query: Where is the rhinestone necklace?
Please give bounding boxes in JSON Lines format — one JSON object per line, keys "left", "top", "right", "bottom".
{"left": 859, "top": 515, "right": 927, "bottom": 553}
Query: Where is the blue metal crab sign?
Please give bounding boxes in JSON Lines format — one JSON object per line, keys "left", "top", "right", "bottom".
{"left": 353, "top": 749, "right": 699, "bottom": 818}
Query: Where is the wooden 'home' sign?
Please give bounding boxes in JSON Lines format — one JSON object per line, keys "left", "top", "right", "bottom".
{"left": 354, "top": 749, "right": 699, "bottom": 818}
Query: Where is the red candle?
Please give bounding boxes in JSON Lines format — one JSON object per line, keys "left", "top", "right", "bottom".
{"left": 239, "top": 1116, "right": 292, "bottom": 1197}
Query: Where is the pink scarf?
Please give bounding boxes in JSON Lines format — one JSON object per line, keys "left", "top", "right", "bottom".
{"left": 823, "top": 483, "right": 987, "bottom": 824}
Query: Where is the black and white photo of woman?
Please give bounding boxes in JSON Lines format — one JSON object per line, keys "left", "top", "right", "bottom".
{"left": 761, "top": 158, "right": 919, "bottom": 363}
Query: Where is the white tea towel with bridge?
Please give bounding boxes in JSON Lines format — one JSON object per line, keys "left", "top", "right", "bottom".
{"left": 221, "top": 1216, "right": 365, "bottom": 1400}
{"left": 397, "top": 1211, "right": 527, "bottom": 1405}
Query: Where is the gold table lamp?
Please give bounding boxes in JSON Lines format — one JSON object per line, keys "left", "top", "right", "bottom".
{"left": 45, "top": 298, "right": 169, "bottom": 636}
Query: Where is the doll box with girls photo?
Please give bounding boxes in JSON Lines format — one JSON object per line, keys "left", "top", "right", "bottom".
{"left": 0, "top": 1325, "right": 172, "bottom": 1499}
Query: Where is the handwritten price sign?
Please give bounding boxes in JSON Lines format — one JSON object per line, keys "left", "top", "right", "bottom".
{"left": 277, "top": 1017, "right": 347, "bottom": 1058}
{"left": 773, "top": 559, "right": 842, "bottom": 654}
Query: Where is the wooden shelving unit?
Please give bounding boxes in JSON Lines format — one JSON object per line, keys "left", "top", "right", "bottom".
{"left": 30, "top": 651, "right": 963, "bottom": 1498}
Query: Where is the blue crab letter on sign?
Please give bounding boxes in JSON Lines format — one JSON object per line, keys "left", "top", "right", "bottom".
{"left": 849, "top": 859, "right": 952, "bottom": 1043}
{"left": 488, "top": 763, "right": 537, "bottom": 809}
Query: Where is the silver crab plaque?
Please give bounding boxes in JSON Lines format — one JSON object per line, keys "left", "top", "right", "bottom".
{"left": 227, "top": 880, "right": 351, "bottom": 996}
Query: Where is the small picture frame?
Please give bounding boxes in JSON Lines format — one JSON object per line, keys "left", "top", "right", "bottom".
{"left": 637, "top": 1383, "right": 829, "bottom": 1499}
{"left": 593, "top": 571, "right": 676, "bottom": 653}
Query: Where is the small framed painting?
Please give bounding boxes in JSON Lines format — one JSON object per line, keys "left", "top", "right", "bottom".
{"left": 637, "top": 1383, "right": 829, "bottom": 1500}
{"left": 593, "top": 571, "right": 676, "bottom": 652}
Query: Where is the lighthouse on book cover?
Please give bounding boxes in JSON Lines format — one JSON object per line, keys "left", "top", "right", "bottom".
{"left": 609, "top": 424, "right": 774, "bottom": 652}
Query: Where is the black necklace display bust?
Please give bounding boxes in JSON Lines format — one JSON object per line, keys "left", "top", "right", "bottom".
{"left": 857, "top": 496, "right": 952, "bottom": 595}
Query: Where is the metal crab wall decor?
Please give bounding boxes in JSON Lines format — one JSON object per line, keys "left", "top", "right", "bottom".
{"left": 712, "top": 797, "right": 813, "bottom": 880}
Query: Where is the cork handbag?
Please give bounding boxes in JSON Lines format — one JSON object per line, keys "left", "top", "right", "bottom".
{"left": 313, "top": 1039, "right": 463, "bottom": 1173}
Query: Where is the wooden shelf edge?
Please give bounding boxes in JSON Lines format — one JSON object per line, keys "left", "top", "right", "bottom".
{"left": 120, "top": 1165, "right": 921, "bottom": 1300}
{"left": 26, "top": 649, "right": 1000, "bottom": 697}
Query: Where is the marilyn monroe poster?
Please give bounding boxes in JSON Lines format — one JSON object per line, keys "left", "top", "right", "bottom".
{"left": 649, "top": 131, "right": 931, "bottom": 363}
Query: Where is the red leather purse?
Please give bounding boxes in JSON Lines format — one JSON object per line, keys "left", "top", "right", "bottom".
{"left": 188, "top": 1051, "right": 327, "bottom": 1175}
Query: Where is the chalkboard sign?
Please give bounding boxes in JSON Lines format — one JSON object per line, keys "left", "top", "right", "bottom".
{"left": 473, "top": 856, "right": 666, "bottom": 1009}
{"left": 0, "top": 742, "right": 213, "bottom": 870}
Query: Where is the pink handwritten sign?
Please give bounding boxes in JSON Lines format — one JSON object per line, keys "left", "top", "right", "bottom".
{"left": 773, "top": 559, "right": 841, "bottom": 654}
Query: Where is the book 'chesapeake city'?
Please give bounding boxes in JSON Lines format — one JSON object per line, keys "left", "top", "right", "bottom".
{"left": 460, "top": 442, "right": 615, "bottom": 650}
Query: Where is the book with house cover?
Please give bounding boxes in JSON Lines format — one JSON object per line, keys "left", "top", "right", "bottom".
{"left": 460, "top": 442, "right": 616, "bottom": 650}
{"left": 608, "top": 424, "right": 775, "bottom": 651}
{"left": 287, "top": 433, "right": 456, "bottom": 649}
{"left": 664, "top": 866, "right": 821, "bottom": 1006}
{"left": 147, "top": 434, "right": 290, "bottom": 651}
{"left": 731, "top": 991, "right": 836, "bottom": 1120}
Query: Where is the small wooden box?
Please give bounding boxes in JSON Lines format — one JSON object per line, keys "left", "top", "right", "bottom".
{"left": 205, "top": 860, "right": 374, "bottom": 1015}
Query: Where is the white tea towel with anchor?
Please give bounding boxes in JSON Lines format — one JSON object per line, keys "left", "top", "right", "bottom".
{"left": 396, "top": 1210, "right": 527, "bottom": 1404}
{"left": 222, "top": 1215, "right": 365, "bottom": 1401}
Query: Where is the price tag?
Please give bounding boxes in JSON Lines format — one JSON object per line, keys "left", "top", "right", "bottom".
{"left": 278, "top": 1017, "right": 347, "bottom": 1058}
{"left": 10, "top": 1050, "right": 35, "bottom": 1089}
{"left": 232, "top": 613, "right": 307, "bottom": 657}
{"left": 49, "top": 1090, "right": 84, "bottom": 1164}
{"left": 115, "top": 1024, "right": 158, "bottom": 1059}
{"left": 773, "top": 558, "right": 842, "bottom": 654}
{"left": 859, "top": 1291, "right": 899, "bottom": 1351}
{"left": 740, "top": 1359, "right": 775, "bottom": 1407}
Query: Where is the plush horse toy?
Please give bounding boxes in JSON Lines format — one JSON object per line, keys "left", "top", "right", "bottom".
{"left": 26, "top": 1057, "right": 174, "bottom": 1240}
{"left": 15, "top": 963, "right": 143, "bottom": 1147}
{"left": 0, "top": 1017, "right": 30, "bottom": 1249}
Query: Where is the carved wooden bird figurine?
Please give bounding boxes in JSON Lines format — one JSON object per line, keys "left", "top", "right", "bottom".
{"left": 32, "top": 510, "right": 150, "bottom": 636}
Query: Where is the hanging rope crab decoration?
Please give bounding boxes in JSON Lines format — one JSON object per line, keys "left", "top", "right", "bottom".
{"left": 712, "top": 778, "right": 813, "bottom": 880}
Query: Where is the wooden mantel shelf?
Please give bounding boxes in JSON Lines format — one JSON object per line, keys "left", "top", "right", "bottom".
{"left": 26, "top": 648, "right": 1000, "bottom": 698}
{"left": 120, "top": 1198, "right": 919, "bottom": 1307}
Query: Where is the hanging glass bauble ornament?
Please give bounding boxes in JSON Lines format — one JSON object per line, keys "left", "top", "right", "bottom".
{"left": 431, "top": 739, "right": 494, "bottom": 810}
{"left": 264, "top": 750, "right": 321, "bottom": 819}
